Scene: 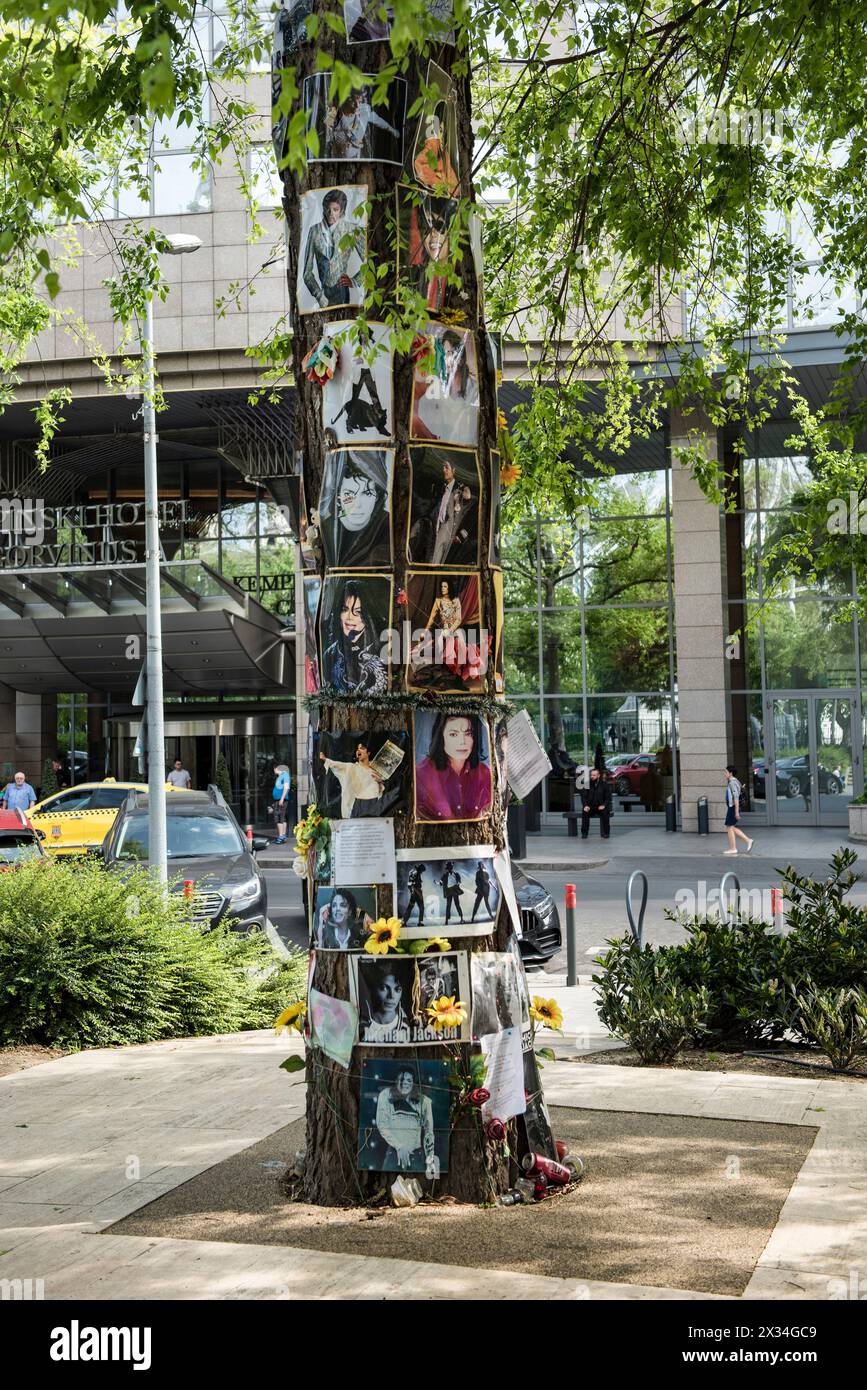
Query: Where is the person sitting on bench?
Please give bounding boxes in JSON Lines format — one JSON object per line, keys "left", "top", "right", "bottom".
{"left": 581, "top": 767, "right": 611, "bottom": 840}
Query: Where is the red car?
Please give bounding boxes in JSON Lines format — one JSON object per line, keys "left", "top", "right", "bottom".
{"left": 608, "top": 754, "right": 659, "bottom": 797}
{"left": 0, "top": 809, "right": 47, "bottom": 870}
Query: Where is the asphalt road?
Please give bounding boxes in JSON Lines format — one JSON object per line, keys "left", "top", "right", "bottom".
{"left": 264, "top": 850, "right": 867, "bottom": 973}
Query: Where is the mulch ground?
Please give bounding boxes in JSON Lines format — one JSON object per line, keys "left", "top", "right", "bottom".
{"left": 108, "top": 1105, "right": 816, "bottom": 1295}
{"left": 572, "top": 1045, "right": 867, "bottom": 1082}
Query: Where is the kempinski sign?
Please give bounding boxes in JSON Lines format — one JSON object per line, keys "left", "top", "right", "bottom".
{"left": 0, "top": 499, "right": 188, "bottom": 569}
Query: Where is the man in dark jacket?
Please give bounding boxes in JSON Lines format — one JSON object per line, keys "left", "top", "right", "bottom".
{"left": 581, "top": 767, "right": 612, "bottom": 839}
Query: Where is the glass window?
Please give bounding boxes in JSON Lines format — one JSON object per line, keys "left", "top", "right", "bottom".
{"left": 37, "top": 788, "right": 94, "bottom": 812}
{"left": 791, "top": 268, "right": 858, "bottom": 328}
{"left": 501, "top": 522, "right": 540, "bottom": 607}
{"left": 583, "top": 606, "right": 670, "bottom": 692}
{"left": 251, "top": 143, "right": 282, "bottom": 209}
{"left": 753, "top": 456, "right": 814, "bottom": 509}
{"left": 220, "top": 538, "right": 258, "bottom": 588}
{"left": 117, "top": 812, "right": 245, "bottom": 860}
{"left": 590, "top": 470, "right": 667, "bottom": 515}
{"left": 583, "top": 518, "right": 668, "bottom": 602}
{"left": 503, "top": 609, "right": 541, "bottom": 693}
{"left": 540, "top": 611, "right": 583, "bottom": 693}
{"left": 760, "top": 599, "right": 856, "bottom": 688}
{"left": 153, "top": 153, "right": 212, "bottom": 215}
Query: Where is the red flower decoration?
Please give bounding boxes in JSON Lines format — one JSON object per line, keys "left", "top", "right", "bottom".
{"left": 484, "top": 1118, "right": 507, "bottom": 1142}
{"left": 396, "top": 588, "right": 408, "bottom": 606}
{"left": 468, "top": 1087, "right": 490, "bottom": 1108}
{"left": 411, "top": 333, "right": 430, "bottom": 365}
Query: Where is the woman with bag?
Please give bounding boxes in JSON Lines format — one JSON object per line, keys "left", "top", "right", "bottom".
{"left": 723, "top": 764, "right": 754, "bottom": 856}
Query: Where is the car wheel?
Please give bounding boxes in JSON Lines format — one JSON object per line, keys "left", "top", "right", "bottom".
{"left": 786, "top": 775, "right": 801, "bottom": 798}
{"left": 826, "top": 776, "right": 842, "bottom": 795}
{"left": 615, "top": 776, "right": 631, "bottom": 797}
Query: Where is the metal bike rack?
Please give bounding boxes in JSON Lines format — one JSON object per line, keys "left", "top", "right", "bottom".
{"left": 626, "top": 869, "right": 648, "bottom": 948}
{"left": 718, "top": 871, "right": 741, "bottom": 925}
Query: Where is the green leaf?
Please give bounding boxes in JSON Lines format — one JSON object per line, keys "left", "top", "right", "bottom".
{"left": 280, "top": 1054, "right": 306, "bottom": 1073}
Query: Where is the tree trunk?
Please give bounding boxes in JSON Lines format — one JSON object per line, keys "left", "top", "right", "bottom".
{"left": 277, "top": 6, "right": 545, "bottom": 1207}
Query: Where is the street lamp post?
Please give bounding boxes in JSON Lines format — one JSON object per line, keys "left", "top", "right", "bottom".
{"left": 142, "top": 233, "right": 201, "bottom": 883}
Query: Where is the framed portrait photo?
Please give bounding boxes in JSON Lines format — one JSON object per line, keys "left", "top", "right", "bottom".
{"left": 304, "top": 73, "right": 407, "bottom": 167}
{"left": 413, "top": 708, "right": 492, "bottom": 824}
{"left": 344, "top": 0, "right": 394, "bottom": 42}
{"left": 351, "top": 950, "right": 470, "bottom": 1046}
{"left": 358, "top": 1058, "right": 450, "bottom": 1175}
{"left": 396, "top": 186, "right": 469, "bottom": 317}
{"left": 314, "top": 729, "right": 408, "bottom": 820}
{"left": 319, "top": 572, "right": 392, "bottom": 694}
{"left": 407, "top": 60, "right": 460, "bottom": 195}
{"left": 318, "top": 447, "right": 393, "bottom": 569}
{"left": 395, "top": 845, "right": 500, "bottom": 938}
{"left": 312, "top": 883, "right": 378, "bottom": 951}
{"left": 322, "top": 320, "right": 393, "bottom": 445}
{"left": 302, "top": 574, "right": 321, "bottom": 694}
{"left": 404, "top": 569, "right": 485, "bottom": 694}
{"left": 407, "top": 446, "right": 480, "bottom": 568}
{"left": 297, "top": 185, "right": 367, "bottom": 315}
{"left": 410, "top": 323, "right": 479, "bottom": 448}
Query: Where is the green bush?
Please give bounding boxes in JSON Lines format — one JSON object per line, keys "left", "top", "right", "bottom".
{"left": 791, "top": 985, "right": 867, "bottom": 1071}
{"left": 778, "top": 849, "right": 867, "bottom": 999}
{"left": 0, "top": 857, "right": 307, "bottom": 1049}
{"left": 668, "top": 914, "right": 786, "bottom": 1043}
{"left": 40, "top": 758, "right": 59, "bottom": 799}
{"left": 593, "top": 937, "right": 710, "bottom": 1063}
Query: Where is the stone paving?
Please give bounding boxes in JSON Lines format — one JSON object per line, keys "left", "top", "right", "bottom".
{"left": 1, "top": 986, "right": 865, "bottom": 1301}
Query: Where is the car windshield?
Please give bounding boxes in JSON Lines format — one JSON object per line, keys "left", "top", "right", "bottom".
{"left": 116, "top": 815, "right": 244, "bottom": 860}
{"left": 0, "top": 837, "right": 40, "bottom": 863}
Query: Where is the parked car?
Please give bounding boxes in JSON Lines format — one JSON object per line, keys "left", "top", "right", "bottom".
{"left": 752, "top": 758, "right": 844, "bottom": 800}
{"left": 101, "top": 786, "right": 269, "bottom": 932}
{"left": 512, "top": 864, "right": 562, "bottom": 966}
{"left": 30, "top": 778, "right": 194, "bottom": 856}
{"left": 608, "top": 753, "right": 658, "bottom": 797}
{"left": 0, "top": 809, "right": 47, "bottom": 869}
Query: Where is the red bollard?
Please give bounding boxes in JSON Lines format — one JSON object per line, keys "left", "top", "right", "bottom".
{"left": 771, "top": 886, "right": 785, "bottom": 932}
{"left": 245, "top": 824, "right": 254, "bottom": 844}
{"left": 566, "top": 883, "right": 578, "bottom": 986}
{"left": 183, "top": 879, "right": 194, "bottom": 898}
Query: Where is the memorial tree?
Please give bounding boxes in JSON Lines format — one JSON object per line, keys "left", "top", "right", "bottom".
{"left": 272, "top": 0, "right": 562, "bottom": 1206}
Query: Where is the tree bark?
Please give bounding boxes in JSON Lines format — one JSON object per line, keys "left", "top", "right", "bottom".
{"left": 277, "top": 7, "right": 536, "bottom": 1207}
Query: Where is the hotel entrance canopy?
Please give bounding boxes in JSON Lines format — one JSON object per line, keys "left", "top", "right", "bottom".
{"left": 0, "top": 562, "right": 292, "bottom": 695}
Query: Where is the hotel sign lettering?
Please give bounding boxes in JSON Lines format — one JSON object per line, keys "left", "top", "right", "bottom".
{"left": 0, "top": 500, "right": 188, "bottom": 569}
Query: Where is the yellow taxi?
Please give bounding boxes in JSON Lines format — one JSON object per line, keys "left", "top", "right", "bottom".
{"left": 30, "top": 778, "right": 191, "bottom": 856}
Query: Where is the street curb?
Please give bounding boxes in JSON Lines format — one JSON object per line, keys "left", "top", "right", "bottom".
{"left": 518, "top": 859, "right": 609, "bottom": 872}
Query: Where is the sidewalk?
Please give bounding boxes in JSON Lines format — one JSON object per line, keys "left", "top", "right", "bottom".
{"left": 2, "top": 1001, "right": 865, "bottom": 1301}
{"left": 517, "top": 823, "right": 858, "bottom": 871}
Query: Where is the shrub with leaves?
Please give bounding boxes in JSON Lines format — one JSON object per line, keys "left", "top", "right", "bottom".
{"left": 791, "top": 985, "right": 867, "bottom": 1072}
{"left": 0, "top": 857, "right": 306, "bottom": 1049}
{"left": 667, "top": 914, "right": 787, "bottom": 1043}
{"left": 593, "top": 937, "right": 710, "bottom": 1064}
{"left": 778, "top": 849, "right": 867, "bottom": 1002}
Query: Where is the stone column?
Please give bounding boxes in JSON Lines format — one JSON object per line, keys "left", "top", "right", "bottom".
{"left": 0, "top": 682, "right": 16, "bottom": 784}
{"left": 670, "top": 412, "right": 731, "bottom": 833}
{"left": 15, "top": 692, "right": 58, "bottom": 793}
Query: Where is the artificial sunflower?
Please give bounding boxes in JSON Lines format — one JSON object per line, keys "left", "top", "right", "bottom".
{"left": 500, "top": 460, "right": 522, "bottom": 487}
{"left": 424, "top": 937, "right": 452, "bottom": 953}
{"left": 426, "top": 995, "right": 467, "bottom": 1031}
{"left": 529, "top": 996, "right": 564, "bottom": 1031}
{"left": 364, "top": 916, "right": 402, "bottom": 955}
{"left": 274, "top": 1000, "right": 306, "bottom": 1034}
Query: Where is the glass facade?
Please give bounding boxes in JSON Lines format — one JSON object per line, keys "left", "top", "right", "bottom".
{"left": 503, "top": 468, "right": 678, "bottom": 817}
{"left": 724, "top": 449, "right": 861, "bottom": 824}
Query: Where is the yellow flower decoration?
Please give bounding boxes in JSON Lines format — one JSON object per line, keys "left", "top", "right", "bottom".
{"left": 529, "top": 996, "right": 564, "bottom": 1031}
{"left": 274, "top": 1000, "right": 306, "bottom": 1034}
{"left": 426, "top": 995, "right": 467, "bottom": 1031}
{"left": 424, "top": 937, "right": 452, "bottom": 953}
{"left": 500, "top": 460, "right": 522, "bottom": 488}
{"left": 364, "top": 916, "right": 402, "bottom": 955}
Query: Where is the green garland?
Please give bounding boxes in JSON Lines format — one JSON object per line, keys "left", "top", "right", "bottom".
{"left": 305, "top": 687, "right": 515, "bottom": 719}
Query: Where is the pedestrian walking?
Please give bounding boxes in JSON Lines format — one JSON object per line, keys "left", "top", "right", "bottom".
{"left": 581, "top": 767, "right": 611, "bottom": 840}
{"left": 272, "top": 763, "right": 292, "bottom": 844}
{"left": 167, "top": 758, "right": 192, "bottom": 789}
{"left": 1, "top": 770, "right": 37, "bottom": 813}
{"left": 723, "top": 764, "right": 753, "bottom": 856}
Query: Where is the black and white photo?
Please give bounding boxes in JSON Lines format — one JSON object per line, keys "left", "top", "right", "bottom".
{"left": 298, "top": 186, "right": 367, "bottom": 313}
{"left": 407, "top": 446, "right": 480, "bottom": 567}
{"left": 304, "top": 73, "right": 407, "bottom": 166}
{"left": 470, "top": 951, "right": 528, "bottom": 1040}
{"left": 351, "top": 950, "right": 470, "bottom": 1045}
{"left": 395, "top": 845, "right": 500, "bottom": 937}
{"left": 322, "top": 320, "right": 392, "bottom": 444}
{"left": 318, "top": 447, "right": 393, "bottom": 568}
{"left": 358, "top": 1059, "right": 450, "bottom": 1175}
